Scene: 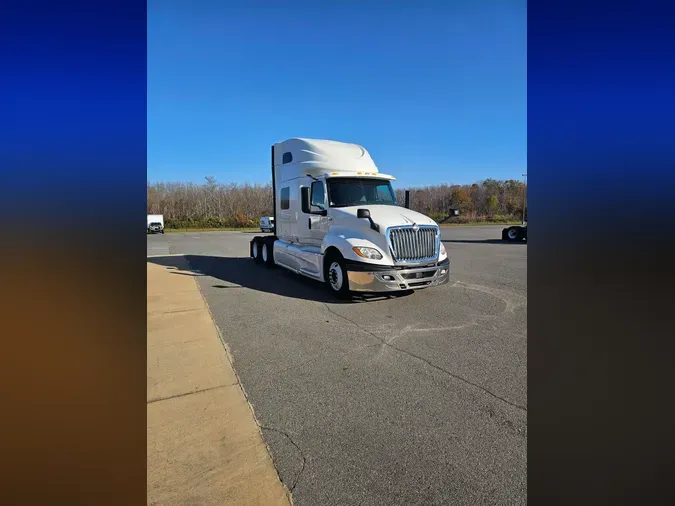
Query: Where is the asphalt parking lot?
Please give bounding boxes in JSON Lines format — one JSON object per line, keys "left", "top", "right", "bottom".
{"left": 147, "top": 226, "right": 526, "bottom": 505}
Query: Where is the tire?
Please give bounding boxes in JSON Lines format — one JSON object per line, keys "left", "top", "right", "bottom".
{"left": 161, "top": 230, "right": 165, "bottom": 234}
{"left": 262, "top": 239, "right": 275, "bottom": 267}
{"left": 324, "top": 253, "right": 351, "bottom": 300}
{"left": 505, "top": 226, "right": 522, "bottom": 241}
{"left": 252, "top": 238, "right": 263, "bottom": 264}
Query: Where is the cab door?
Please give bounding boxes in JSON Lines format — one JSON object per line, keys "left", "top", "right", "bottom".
{"left": 308, "top": 180, "right": 329, "bottom": 245}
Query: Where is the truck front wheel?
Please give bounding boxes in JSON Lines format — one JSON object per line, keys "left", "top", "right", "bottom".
{"left": 325, "top": 254, "right": 351, "bottom": 300}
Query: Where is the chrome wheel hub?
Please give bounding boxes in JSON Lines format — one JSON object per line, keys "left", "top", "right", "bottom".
{"left": 329, "top": 262, "right": 343, "bottom": 291}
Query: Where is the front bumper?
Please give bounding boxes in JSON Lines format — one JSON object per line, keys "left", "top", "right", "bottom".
{"left": 346, "top": 258, "right": 450, "bottom": 292}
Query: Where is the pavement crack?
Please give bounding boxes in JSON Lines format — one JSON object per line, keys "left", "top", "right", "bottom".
{"left": 147, "top": 307, "right": 204, "bottom": 316}
{"left": 188, "top": 268, "right": 299, "bottom": 500}
{"left": 385, "top": 343, "right": 527, "bottom": 411}
{"left": 323, "top": 303, "right": 527, "bottom": 412}
{"left": 260, "top": 426, "right": 306, "bottom": 493}
{"left": 323, "top": 303, "right": 387, "bottom": 345}
{"left": 147, "top": 383, "right": 236, "bottom": 404}
{"left": 455, "top": 281, "right": 526, "bottom": 314}
{"left": 147, "top": 337, "right": 209, "bottom": 348}
{"left": 461, "top": 283, "right": 472, "bottom": 305}
{"left": 270, "top": 342, "right": 385, "bottom": 378}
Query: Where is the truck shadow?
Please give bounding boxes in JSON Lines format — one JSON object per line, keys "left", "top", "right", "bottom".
{"left": 147, "top": 255, "right": 414, "bottom": 304}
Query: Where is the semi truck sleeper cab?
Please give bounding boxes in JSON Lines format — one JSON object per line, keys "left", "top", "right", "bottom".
{"left": 250, "top": 138, "right": 450, "bottom": 299}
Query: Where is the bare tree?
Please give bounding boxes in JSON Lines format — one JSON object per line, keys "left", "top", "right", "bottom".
{"left": 147, "top": 177, "right": 524, "bottom": 228}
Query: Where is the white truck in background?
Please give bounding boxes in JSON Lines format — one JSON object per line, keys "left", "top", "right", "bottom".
{"left": 259, "top": 216, "right": 275, "bottom": 233}
{"left": 250, "top": 138, "right": 450, "bottom": 299}
{"left": 147, "top": 214, "right": 165, "bottom": 234}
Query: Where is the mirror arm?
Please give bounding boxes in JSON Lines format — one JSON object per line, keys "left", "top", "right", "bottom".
{"left": 357, "top": 208, "right": 379, "bottom": 232}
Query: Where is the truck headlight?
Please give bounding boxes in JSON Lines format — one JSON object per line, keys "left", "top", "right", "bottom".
{"left": 439, "top": 242, "right": 447, "bottom": 257}
{"left": 352, "top": 247, "right": 383, "bottom": 260}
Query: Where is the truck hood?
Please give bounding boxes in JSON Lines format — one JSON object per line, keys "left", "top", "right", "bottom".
{"left": 332, "top": 205, "right": 438, "bottom": 231}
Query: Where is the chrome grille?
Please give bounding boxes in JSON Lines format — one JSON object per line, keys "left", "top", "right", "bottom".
{"left": 388, "top": 226, "right": 438, "bottom": 262}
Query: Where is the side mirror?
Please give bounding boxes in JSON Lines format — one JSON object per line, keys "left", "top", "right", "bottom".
{"left": 357, "top": 208, "right": 379, "bottom": 232}
{"left": 301, "top": 187, "right": 310, "bottom": 214}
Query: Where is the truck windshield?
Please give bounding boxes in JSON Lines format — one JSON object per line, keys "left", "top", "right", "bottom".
{"left": 327, "top": 178, "right": 397, "bottom": 208}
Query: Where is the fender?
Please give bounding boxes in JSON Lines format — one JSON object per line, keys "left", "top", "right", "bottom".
{"left": 320, "top": 225, "right": 395, "bottom": 266}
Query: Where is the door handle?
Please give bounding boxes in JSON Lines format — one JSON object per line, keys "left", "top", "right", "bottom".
{"left": 327, "top": 217, "right": 333, "bottom": 221}
{"left": 308, "top": 218, "right": 311, "bottom": 229}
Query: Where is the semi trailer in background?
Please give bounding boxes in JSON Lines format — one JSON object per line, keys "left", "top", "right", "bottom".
{"left": 502, "top": 173, "right": 527, "bottom": 242}
{"left": 249, "top": 138, "right": 450, "bottom": 299}
{"left": 502, "top": 223, "right": 527, "bottom": 241}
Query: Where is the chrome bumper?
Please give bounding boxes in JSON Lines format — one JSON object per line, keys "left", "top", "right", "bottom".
{"left": 347, "top": 260, "right": 450, "bottom": 292}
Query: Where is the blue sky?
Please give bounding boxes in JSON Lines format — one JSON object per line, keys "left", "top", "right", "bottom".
{"left": 148, "top": 0, "right": 526, "bottom": 189}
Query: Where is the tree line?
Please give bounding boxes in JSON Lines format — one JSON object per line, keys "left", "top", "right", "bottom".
{"left": 147, "top": 177, "right": 527, "bottom": 229}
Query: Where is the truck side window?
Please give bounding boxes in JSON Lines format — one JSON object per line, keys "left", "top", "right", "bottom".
{"left": 282, "top": 152, "right": 293, "bottom": 164}
{"left": 310, "top": 182, "right": 325, "bottom": 209}
{"left": 280, "top": 187, "right": 290, "bottom": 210}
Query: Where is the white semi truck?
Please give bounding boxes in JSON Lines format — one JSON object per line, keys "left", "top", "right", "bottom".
{"left": 250, "top": 138, "right": 450, "bottom": 299}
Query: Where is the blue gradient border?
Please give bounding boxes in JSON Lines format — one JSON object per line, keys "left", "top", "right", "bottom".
{"left": 1, "top": 1, "right": 147, "bottom": 504}
{"left": 2, "top": 0, "right": 146, "bottom": 219}
{"left": 1, "top": 0, "right": 674, "bottom": 504}
{"left": 529, "top": 1, "right": 674, "bottom": 504}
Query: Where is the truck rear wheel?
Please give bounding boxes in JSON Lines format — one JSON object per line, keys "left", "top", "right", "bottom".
{"left": 262, "top": 239, "right": 275, "bottom": 267}
{"left": 324, "top": 253, "right": 351, "bottom": 300}
{"left": 251, "top": 238, "right": 263, "bottom": 264}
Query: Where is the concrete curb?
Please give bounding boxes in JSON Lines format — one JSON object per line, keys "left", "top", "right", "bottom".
{"left": 147, "top": 257, "right": 292, "bottom": 505}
